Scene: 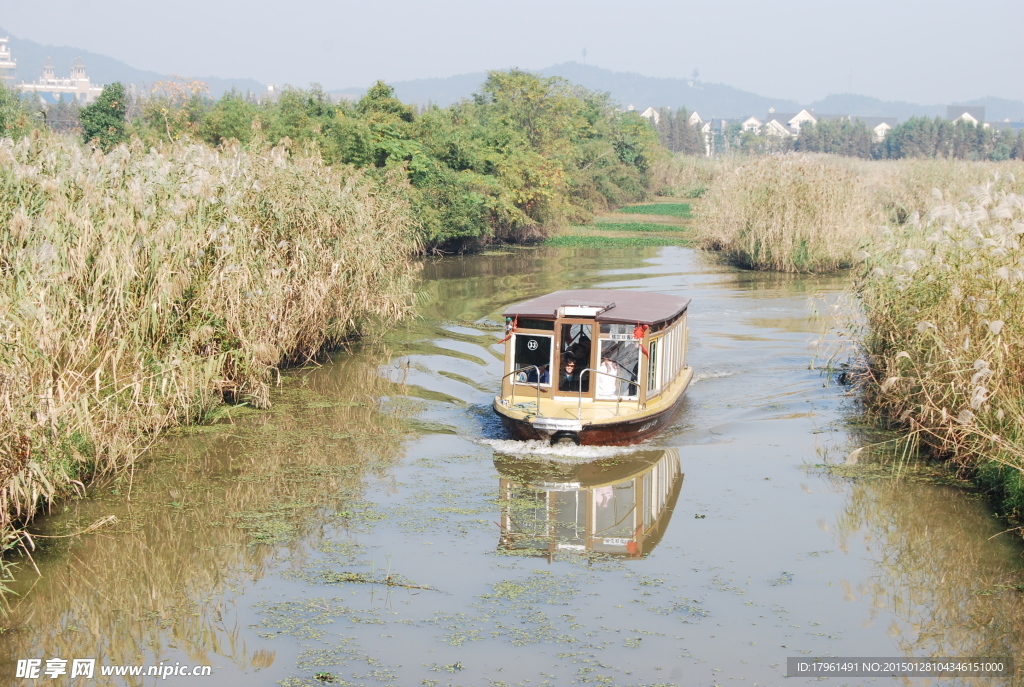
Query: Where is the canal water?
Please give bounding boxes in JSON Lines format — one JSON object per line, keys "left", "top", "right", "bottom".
{"left": 3, "top": 245, "right": 1024, "bottom": 686}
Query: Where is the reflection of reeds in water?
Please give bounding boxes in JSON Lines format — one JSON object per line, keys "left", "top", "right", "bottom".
{"left": 0, "top": 133, "right": 419, "bottom": 542}
{"left": 0, "top": 346, "right": 407, "bottom": 673}
{"left": 830, "top": 473, "right": 1024, "bottom": 672}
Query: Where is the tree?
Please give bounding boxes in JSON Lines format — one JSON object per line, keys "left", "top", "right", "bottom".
{"left": 44, "top": 95, "right": 81, "bottom": 134}
{"left": 357, "top": 81, "right": 414, "bottom": 123}
{"left": 200, "top": 91, "right": 257, "bottom": 146}
{"left": 79, "top": 82, "right": 127, "bottom": 150}
{"left": 795, "top": 119, "right": 874, "bottom": 158}
{"left": 0, "top": 83, "right": 36, "bottom": 139}
{"left": 1012, "top": 131, "right": 1024, "bottom": 160}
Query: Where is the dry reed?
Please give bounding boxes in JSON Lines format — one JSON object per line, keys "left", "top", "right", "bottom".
{"left": 698, "top": 154, "right": 874, "bottom": 272}
{"left": 0, "top": 131, "right": 419, "bottom": 541}
{"left": 652, "top": 155, "right": 734, "bottom": 198}
{"left": 853, "top": 172, "right": 1024, "bottom": 512}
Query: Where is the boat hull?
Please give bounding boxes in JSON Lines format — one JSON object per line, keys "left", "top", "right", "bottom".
{"left": 495, "top": 373, "right": 690, "bottom": 446}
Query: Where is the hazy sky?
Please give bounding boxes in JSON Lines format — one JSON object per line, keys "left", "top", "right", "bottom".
{"left": 4, "top": 0, "right": 1023, "bottom": 104}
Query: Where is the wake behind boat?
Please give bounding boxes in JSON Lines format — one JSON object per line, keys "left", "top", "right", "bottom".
{"left": 493, "top": 289, "right": 692, "bottom": 445}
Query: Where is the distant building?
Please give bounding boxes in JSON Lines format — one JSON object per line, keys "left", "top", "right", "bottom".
{"left": 987, "top": 120, "right": 1024, "bottom": 132}
{"left": 947, "top": 105, "right": 985, "bottom": 125}
{"left": 761, "top": 110, "right": 813, "bottom": 137}
{"left": 19, "top": 56, "right": 104, "bottom": 104}
{"left": 0, "top": 38, "right": 15, "bottom": 84}
{"left": 854, "top": 116, "right": 899, "bottom": 142}
{"left": 639, "top": 106, "right": 659, "bottom": 124}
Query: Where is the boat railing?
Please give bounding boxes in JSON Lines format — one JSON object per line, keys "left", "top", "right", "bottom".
{"left": 576, "top": 368, "right": 642, "bottom": 419}
{"left": 501, "top": 365, "right": 545, "bottom": 417}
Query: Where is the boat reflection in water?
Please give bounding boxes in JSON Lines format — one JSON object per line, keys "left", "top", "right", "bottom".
{"left": 494, "top": 449, "right": 682, "bottom": 559}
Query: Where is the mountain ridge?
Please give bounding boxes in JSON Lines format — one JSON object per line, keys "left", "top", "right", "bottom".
{"left": 355, "top": 62, "right": 1024, "bottom": 122}
{"left": 2, "top": 29, "right": 1022, "bottom": 122}
{"left": 1, "top": 29, "right": 264, "bottom": 98}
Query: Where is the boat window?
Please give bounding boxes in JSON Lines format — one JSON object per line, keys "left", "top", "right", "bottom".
{"left": 558, "top": 323, "right": 592, "bottom": 393}
{"left": 596, "top": 339, "right": 640, "bottom": 399}
{"left": 513, "top": 334, "right": 552, "bottom": 386}
{"left": 516, "top": 318, "right": 555, "bottom": 331}
{"left": 647, "top": 338, "right": 661, "bottom": 394}
{"left": 599, "top": 323, "right": 635, "bottom": 336}
{"left": 593, "top": 481, "right": 636, "bottom": 539}
{"left": 643, "top": 473, "right": 653, "bottom": 531}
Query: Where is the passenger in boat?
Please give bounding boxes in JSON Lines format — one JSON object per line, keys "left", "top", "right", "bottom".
{"left": 559, "top": 359, "right": 580, "bottom": 391}
{"left": 597, "top": 356, "right": 620, "bottom": 397}
{"left": 525, "top": 364, "right": 549, "bottom": 385}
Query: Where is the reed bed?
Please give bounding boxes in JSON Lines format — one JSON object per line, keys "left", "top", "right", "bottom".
{"left": 854, "top": 158, "right": 1024, "bottom": 225}
{"left": 854, "top": 173, "right": 1024, "bottom": 513}
{"left": 652, "top": 155, "right": 731, "bottom": 198}
{"left": 0, "top": 131, "right": 419, "bottom": 542}
{"left": 684, "top": 154, "right": 1024, "bottom": 274}
{"left": 698, "top": 154, "right": 874, "bottom": 272}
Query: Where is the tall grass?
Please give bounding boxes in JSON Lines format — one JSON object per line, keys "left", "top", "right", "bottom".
{"left": 652, "top": 155, "right": 730, "bottom": 198}
{"left": 0, "top": 131, "right": 419, "bottom": 540}
{"left": 698, "top": 154, "right": 874, "bottom": 272}
{"left": 853, "top": 174, "right": 1024, "bottom": 513}
{"left": 853, "top": 158, "right": 1024, "bottom": 225}
{"left": 688, "top": 154, "right": 1024, "bottom": 274}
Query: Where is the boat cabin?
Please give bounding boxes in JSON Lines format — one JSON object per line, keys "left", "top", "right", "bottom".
{"left": 494, "top": 289, "right": 692, "bottom": 445}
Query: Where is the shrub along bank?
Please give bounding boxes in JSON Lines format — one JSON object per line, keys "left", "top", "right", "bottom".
{"left": 0, "top": 132, "right": 419, "bottom": 545}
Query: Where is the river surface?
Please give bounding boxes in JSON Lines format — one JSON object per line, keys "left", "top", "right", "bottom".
{"left": 3, "top": 245, "right": 1024, "bottom": 686}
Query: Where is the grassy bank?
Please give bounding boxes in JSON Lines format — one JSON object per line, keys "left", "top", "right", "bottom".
{"left": 0, "top": 132, "right": 419, "bottom": 546}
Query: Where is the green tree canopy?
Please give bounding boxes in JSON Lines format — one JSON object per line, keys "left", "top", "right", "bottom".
{"left": 79, "top": 82, "right": 127, "bottom": 150}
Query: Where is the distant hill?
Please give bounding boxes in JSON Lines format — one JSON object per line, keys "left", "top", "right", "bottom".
{"left": 0, "top": 29, "right": 265, "bottom": 98}
{"left": 3, "top": 29, "right": 1022, "bottom": 123}
{"left": 335, "top": 62, "right": 1024, "bottom": 123}
{"left": 332, "top": 62, "right": 803, "bottom": 119}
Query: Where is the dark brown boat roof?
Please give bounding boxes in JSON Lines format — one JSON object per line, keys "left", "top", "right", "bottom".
{"left": 503, "top": 289, "right": 690, "bottom": 325}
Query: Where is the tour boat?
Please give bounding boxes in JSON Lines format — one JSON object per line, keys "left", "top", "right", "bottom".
{"left": 494, "top": 449, "right": 683, "bottom": 558}
{"left": 493, "top": 289, "right": 692, "bottom": 445}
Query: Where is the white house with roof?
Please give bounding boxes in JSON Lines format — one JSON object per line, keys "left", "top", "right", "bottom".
{"left": 740, "top": 116, "right": 761, "bottom": 132}
{"left": 639, "top": 106, "right": 659, "bottom": 124}
{"left": 854, "top": 116, "right": 899, "bottom": 142}
{"left": 947, "top": 106, "right": 985, "bottom": 126}
{"left": 763, "top": 109, "right": 821, "bottom": 137}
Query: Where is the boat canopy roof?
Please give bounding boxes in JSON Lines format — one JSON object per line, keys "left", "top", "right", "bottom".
{"left": 503, "top": 289, "right": 690, "bottom": 326}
